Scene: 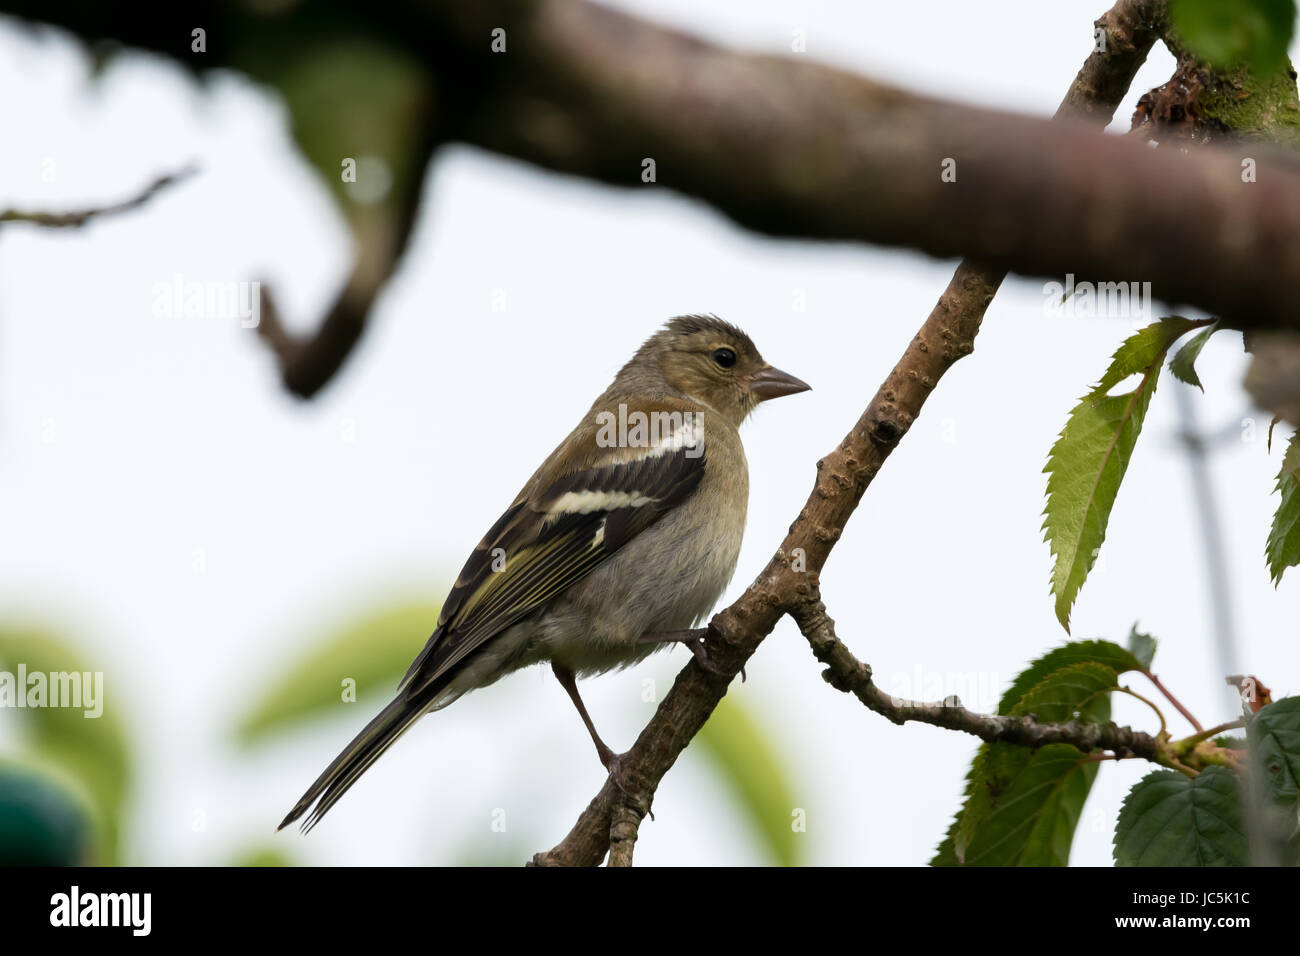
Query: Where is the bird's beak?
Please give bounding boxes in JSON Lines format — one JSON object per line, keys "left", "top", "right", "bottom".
{"left": 747, "top": 364, "right": 812, "bottom": 401}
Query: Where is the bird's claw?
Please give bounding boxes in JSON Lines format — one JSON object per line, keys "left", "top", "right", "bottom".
{"left": 686, "top": 635, "right": 746, "bottom": 682}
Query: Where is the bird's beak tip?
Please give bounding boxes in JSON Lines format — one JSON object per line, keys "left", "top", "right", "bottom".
{"left": 749, "top": 365, "right": 812, "bottom": 401}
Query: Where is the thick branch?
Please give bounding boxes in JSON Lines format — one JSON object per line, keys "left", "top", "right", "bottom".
{"left": 9, "top": 1, "right": 1300, "bottom": 330}
{"left": 412, "top": 0, "right": 1300, "bottom": 331}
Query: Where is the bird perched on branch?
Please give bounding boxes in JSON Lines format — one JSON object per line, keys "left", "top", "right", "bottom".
{"left": 280, "top": 315, "right": 810, "bottom": 831}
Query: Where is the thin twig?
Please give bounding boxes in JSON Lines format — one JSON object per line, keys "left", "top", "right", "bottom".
{"left": 607, "top": 803, "right": 642, "bottom": 868}
{"left": 1144, "top": 671, "right": 1204, "bottom": 733}
{"left": 793, "top": 592, "right": 1167, "bottom": 764}
{"left": 1116, "top": 685, "right": 1167, "bottom": 737}
{"left": 0, "top": 165, "right": 197, "bottom": 228}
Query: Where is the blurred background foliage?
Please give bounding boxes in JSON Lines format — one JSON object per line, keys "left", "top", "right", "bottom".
{"left": 0, "top": 627, "right": 129, "bottom": 864}
{"left": 1, "top": 599, "right": 803, "bottom": 866}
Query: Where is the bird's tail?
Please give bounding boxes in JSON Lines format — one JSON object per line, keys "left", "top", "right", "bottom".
{"left": 278, "top": 694, "right": 427, "bottom": 832}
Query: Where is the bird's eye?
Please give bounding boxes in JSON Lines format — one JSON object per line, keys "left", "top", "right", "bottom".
{"left": 711, "top": 347, "right": 737, "bottom": 368}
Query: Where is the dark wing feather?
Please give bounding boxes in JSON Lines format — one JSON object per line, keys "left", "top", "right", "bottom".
{"left": 400, "top": 445, "right": 705, "bottom": 697}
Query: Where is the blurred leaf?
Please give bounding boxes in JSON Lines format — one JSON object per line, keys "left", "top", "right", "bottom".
{"left": 233, "top": 34, "right": 432, "bottom": 220}
{"left": 1248, "top": 696, "right": 1300, "bottom": 805}
{"left": 1042, "top": 319, "right": 1198, "bottom": 631}
{"left": 1170, "top": 0, "right": 1296, "bottom": 72}
{"left": 230, "top": 844, "right": 297, "bottom": 867}
{"left": 935, "top": 656, "right": 1119, "bottom": 866}
{"left": 0, "top": 627, "right": 130, "bottom": 863}
{"left": 446, "top": 838, "right": 537, "bottom": 868}
{"left": 1169, "top": 321, "right": 1221, "bottom": 391}
{"left": 0, "top": 760, "right": 94, "bottom": 865}
{"left": 695, "top": 695, "right": 803, "bottom": 866}
{"left": 1114, "top": 767, "right": 1247, "bottom": 865}
{"left": 1266, "top": 433, "right": 1300, "bottom": 584}
{"left": 1125, "top": 624, "right": 1158, "bottom": 670}
{"left": 237, "top": 600, "right": 440, "bottom": 744}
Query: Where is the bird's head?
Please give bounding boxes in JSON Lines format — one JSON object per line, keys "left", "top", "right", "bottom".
{"left": 633, "top": 314, "right": 810, "bottom": 426}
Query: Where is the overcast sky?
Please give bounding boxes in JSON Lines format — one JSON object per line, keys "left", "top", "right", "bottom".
{"left": 1, "top": 1, "right": 1296, "bottom": 865}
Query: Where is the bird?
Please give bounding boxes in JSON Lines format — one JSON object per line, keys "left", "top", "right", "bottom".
{"left": 279, "top": 314, "right": 810, "bottom": 832}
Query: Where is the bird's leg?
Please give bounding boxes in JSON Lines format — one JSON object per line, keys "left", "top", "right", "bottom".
{"left": 636, "top": 628, "right": 745, "bottom": 681}
{"left": 551, "top": 664, "right": 654, "bottom": 820}
{"left": 551, "top": 662, "right": 624, "bottom": 775}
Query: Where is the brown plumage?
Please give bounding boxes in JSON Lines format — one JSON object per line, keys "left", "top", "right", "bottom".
{"left": 280, "top": 315, "right": 809, "bottom": 832}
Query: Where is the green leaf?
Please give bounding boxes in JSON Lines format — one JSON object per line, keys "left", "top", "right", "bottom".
{"left": 1126, "top": 624, "right": 1158, "bottom": 670}
{"left": 1114, "top": 767, "right": 1248, "bottom": 866}
{"left": 998, "top": 640, "right": 1143, "bottom": 715}
{"left": 1247, "top": 696, "right": 1300, "bottom": 861}
{"left": 1091, "top": 318, "right": 1201, "bottom": 395}
{"left": 1170, "top": 0, "right": 1297, "bottom": 73}
{"left": 1012, "top": 661, "right": 1121, "bottom": 723}
{"left": 1168, "top": 321, "right": 1221, "bottom": 391}
{"left": 1248, "top": 696, "right": 1300, "bottom": 806}
{"left": 695, "top": 695, "right": 804, "bottom": 866}
{"left": 958, "top": 745, "right": 1098, "bottom": 866}
{"left": 237, "top": 600, "right": 441, "bottom": 744}
{"left": 1043, "top": 319, "right": 1197, "bottom": 631}
{"left": 0, "top": 628, "right": 131, "bottom": 864}
{"left": 1266, "top": 432, "right": 1300, "bottom": 585}
{"left": 934, "top": 658, "right": 1120, "bottom": 866}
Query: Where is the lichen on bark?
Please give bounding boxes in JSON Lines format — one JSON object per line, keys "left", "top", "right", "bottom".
{"left": 1135, "top": 28, "right": 1300, "bottom": 145}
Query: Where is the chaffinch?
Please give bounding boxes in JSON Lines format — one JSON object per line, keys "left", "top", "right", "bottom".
{"left": 280, "top": 315, "right": 810, "bottom": 831}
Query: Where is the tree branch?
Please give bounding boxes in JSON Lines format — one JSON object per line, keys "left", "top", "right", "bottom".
{"left": 0, "top": 165, "right": 196, "bottom": 228}
{"left": 606, "top": 803, "right": 642, "bottom": 868}
{"left": 411, "top": 0, "right": 1300, "bottom": 331}
{"left": 10, "top": 1, "right": 1300, "bottom": 333}
{"left": 790, "top": 590, "right": 1164, "bottom": 761}
{"left": 255, "top": 126, "right": 440, "bottom": 399}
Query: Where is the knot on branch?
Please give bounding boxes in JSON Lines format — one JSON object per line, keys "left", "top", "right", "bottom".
{"left": 870, "top": 415, "right": 903, "bottom": 445}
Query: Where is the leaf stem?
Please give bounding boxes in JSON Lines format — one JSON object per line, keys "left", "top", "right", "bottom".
{"left": 1173, "top": 718, "right": 1246, "bottom": 753}
{"left": 1143, "top": 671, "right": 1203, "bottom": 732}
{"left": 1116, "top": 685, "right": 1167, "bottom": 737}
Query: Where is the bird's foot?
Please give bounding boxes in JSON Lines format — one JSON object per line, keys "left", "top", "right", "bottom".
{"left": 638, "top": 628, "right": 745, "bottom": 682}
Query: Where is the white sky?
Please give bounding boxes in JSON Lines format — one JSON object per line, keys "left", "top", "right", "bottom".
{"left": 0, "top": 1, "right": 1296, "bottom": 865}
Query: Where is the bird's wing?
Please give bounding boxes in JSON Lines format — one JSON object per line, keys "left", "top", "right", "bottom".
{"left": 399, "top": 436, "right": 706, "bottom": 698}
